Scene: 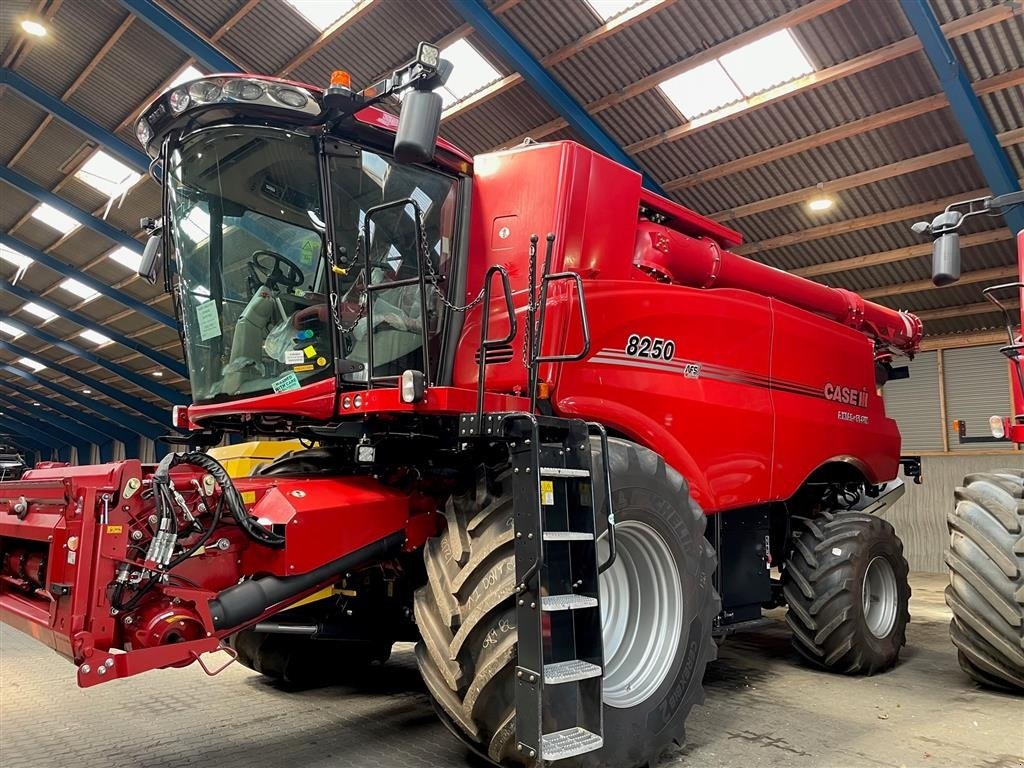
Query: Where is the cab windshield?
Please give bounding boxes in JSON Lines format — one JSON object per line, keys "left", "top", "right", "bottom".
{"left": 167, "top": 126, "right": 457, "bottom": 404}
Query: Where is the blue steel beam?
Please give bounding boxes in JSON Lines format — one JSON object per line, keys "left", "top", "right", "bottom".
{"left": 0, "top": 386, "right": 130, "bottom": 446}
{"left": 901, "top": 0, "right": 1024, "bottom": 234}
{"left": 450, "top": 0, "right": 665, "bottom": 195}
{"left": 0, "top": 338, "right": 170, "bottom": 426}
{"left": 0, "top": 316, "right": 186, "bottom": 404}
{"left": 0, "top": 68, "right": 151, "bottom": 172}
{"left": 0, "top": 395, "right": 105, "bottom": 448}
{"left": 0, "top": 279, "right": 188, "bottom": 377}
{"left": 0, "top": 376, "right": 138, "bottom": 442}
{"left": 118, "top": 0, "right": 240, "bottom": 73}
{"left": 0, "top": 362, "right": 160, "bottom": 441}
{"left": 0, "top": 425, "right": 57, "bottom": 452}
{"left": 0, "top": 233, "right": 175, "bottom": 329}
{"left": 0, "top": 165, "right": 143, "bottom": 253}
{"left": 0, "top": 418, "right": 65, "bottom": 451}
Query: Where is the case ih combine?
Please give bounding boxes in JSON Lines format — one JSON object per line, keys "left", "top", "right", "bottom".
{"left": 1, "top": 46, "right": 929, "bottom": 766}
{"left": 912, "top": 194, "right": 1024, "bottom": 693}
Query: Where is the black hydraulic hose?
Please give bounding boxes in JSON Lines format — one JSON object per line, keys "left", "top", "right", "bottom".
{"left": 208, "top": 531, "right": 406, "bottom": 631}
{"left": 158, "top": 451, "right": 284, "bottom": 548}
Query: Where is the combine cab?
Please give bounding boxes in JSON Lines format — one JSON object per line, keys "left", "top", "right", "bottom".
{"left": 1, "top": 44, "right": 927, "bottom": 766}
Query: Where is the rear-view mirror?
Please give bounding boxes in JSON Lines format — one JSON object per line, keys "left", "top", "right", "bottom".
{"left": 139, "top": 232, "right": 163, "bottom": 285}
{"left": 395, "top": 89, "right": 442, "bottom": 164}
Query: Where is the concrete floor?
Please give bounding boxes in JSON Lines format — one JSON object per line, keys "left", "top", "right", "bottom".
{"left": 0, "top": 573, "right": 1020, "bottom": 768}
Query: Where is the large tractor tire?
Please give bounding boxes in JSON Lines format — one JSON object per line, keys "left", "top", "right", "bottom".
{"left": 783, "top": 509, "right": 911, "bottom": 674}
{"left": 945, "top": 469, "right": 1024, "bottom": 692}
{"left": 230, "top": 630, "right": 391, "bottom": 687}
{"left": 415, "top": 439, "right": 718, "bottom": 768}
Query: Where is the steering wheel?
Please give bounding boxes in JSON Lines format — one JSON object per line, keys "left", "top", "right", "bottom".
{"left": 251, "top": 250, "right": 304, "bottom": 289}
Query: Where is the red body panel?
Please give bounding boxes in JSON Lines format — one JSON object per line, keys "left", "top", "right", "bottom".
{"left": 1011, "top": 230, "right": 1024, "bottom": 444}
{"left": 456, "top": 141, "right": 909, "bottom": 511}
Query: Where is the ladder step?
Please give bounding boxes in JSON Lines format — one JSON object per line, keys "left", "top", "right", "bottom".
{"left": 541, "top": 728, "right": 604, "bottom": 761}
{"left": 542, "top": 531, "right": 594, "bottom": 541}
{"left": 543, "top": 659, "right": 602, "bottom": 685}
{"left": 541, "top": 594, "right": 599, "bottom": 612}
{"left": 539, "top": 467, "right": 591, "bottom": 478}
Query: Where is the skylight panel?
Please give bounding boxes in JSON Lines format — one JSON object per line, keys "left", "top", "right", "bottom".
{"left": 718, "top": 29, "right": 813, "bottom": 96}
{"left": 181, "top": 206, "right": 210, "bottom": 243}
{"left": 22, "top": 302, "right": 57, "bottom": 322}
{"left": 74, "top": 150, "right": 141, "bottom": 197}
{"left": 584, "top": 0, "right": 641, "bottom": 21}
{"left": 17, "top": 357, "right": 46, "bottom": 372}
{"left": 659, "top": 60, "right": 742, "bottom": 119}
{"left": 107, "top": 247, "right": 142, "bottom": 271}
{"left": 0, "top": 243, "right": 32, "bottom": 271}
{"left": 169, "top": 65, "right": 204, "bottom": 89}
{"left": 437, "top": 38, "right": 501, "bottom": 109}
{"left": 79, "top": 329, "right": 112, "bottom": 346}
{"left": 287, "top": 0, "right": 360, "bottom": 31}
{"left": 59, "top": 277, "right": 100, "bottom": 302}
{"left": 0, "top": 321, "right": 24, "bottom": 339}
{"left": 30, "top": 203, "right": 80, "bottom": 235}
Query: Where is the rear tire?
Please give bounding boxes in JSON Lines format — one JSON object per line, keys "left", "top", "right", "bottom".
{"left": 230, "top": 630, "right": 391, "bottom": 686}
{"left": 415, "top": 438, "right": 718, "bottom": 767}
{"left": 945, "top": 469, "right": 1024, "bottom": 693}
{"left": 783, "top": 509, "right": 911, "bottom": 674}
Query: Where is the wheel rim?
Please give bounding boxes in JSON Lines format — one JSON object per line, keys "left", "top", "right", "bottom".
{"left": 598, "top": 520, "right": 683, "bottom": 709}
{"left": 862, "top": 556, "right": 898, "bottom": 639}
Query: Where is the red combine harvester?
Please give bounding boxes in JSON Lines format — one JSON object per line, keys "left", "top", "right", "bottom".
{"left": 0, "top": 45, "right": 926, "bottom": 766}
{"left": 911, "top": 194, "right": 1024, "bottom": 693}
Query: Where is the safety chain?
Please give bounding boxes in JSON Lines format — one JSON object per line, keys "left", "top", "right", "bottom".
{"left": 417, "top": 207, "right": 487, "bottom": 313}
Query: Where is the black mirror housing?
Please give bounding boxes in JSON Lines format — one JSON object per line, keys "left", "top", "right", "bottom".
{"left": 139, "top": 232, "right": 163, "bottom": 285}
{"left": 395, "top": 89, "right": 443, "bottom": 164}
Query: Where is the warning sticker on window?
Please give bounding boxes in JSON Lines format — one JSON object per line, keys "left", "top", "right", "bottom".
{"left": 284, "top": 349, "right": 305, "bottom": 365}
{"left": 540, "top": 480, "right": 555, "bottom": 506}
{"left": 195, "top": 300, "right": 221, "bottom": 341}
{"left": 272, "top": 371, "right": 301, "bottom": 393}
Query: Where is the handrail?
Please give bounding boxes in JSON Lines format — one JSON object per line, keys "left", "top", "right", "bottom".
{"left": 474, "top": 265, "right": 517, "bottom": 430}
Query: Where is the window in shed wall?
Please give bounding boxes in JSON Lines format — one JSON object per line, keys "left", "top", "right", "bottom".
{"left": 882, "top": 350, "right": 944, "bottom": 453}
{"left": 943, "top": 344, "right": 1012, "bottom": 451}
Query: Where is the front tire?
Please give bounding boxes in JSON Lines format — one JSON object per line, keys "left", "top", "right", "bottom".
{"left": 945, "top": 469, "right": 1024, "bottom": 692}
{"left": 783, "top": 509, "right": 911, "bottom": 674}
{"left": 415, "top": 439, "right": 718, "bottom": 767}
{"left": 230, "top": 631, "right": 391, "bottom": 686}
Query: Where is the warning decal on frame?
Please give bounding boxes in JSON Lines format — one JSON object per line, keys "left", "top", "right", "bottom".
{"left": 272, "top": 371, "right": 301, "bottom": 393}
{"left": 195, "top": 300, "right": 221, "bottom": 341}
{"left": 540, "top": 480, "right": 555, "bottom": 506}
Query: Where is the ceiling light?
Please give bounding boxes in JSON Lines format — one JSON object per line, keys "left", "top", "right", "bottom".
{"left": 79, "top": 329, "right": 112, "bottom": 346}
{"left": 33, "top": 402, "right": 41, "bottom": 406}
{"left": 30, "top": 203, "right": 80, "bottom": 235}
{"left": 82, "top": 389, "right": 92, "bottom": 394}
{"left": 18, "top": 357, "right": 46, "bottom": 372}
{"left": 21, "top": 19, "right": 47, "bottom": 37}
{"left": 151, "top": 371, "right": 164, "bottom": 377}
{"left": 0, "top": 321, "right": 25, "bottom": 339}
{"left": 807, "top": 182, "right": 835, "bottom": 213}
{"left": 59, "top": 278, "right": 100, "bottom": 302}
{"left": 22, "top": 302, "right": 57, "bottom": 322}
{"left": 107, "top": 246, "right": 142, "bottom": 271}
{"left": 74, "top": 151, "right": 141, "bottom": 197}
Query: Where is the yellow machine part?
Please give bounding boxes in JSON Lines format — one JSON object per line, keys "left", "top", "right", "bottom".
{"left": 206, "top": 439, "right": 307, "bottom": 479}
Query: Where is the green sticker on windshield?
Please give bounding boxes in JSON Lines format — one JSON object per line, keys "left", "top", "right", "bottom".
{"left": 195, "top": 300, "right": 221, "bottom": 341}
{"left": 300, "top": 237, "right": 319, "bottom": 266}
{"left": 272, "top": 371, "right": 301, "bottom": 393}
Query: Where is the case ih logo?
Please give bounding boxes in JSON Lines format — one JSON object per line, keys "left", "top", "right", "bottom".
{"left": 824, "top": 383, "right": 869, "bottom": 408}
